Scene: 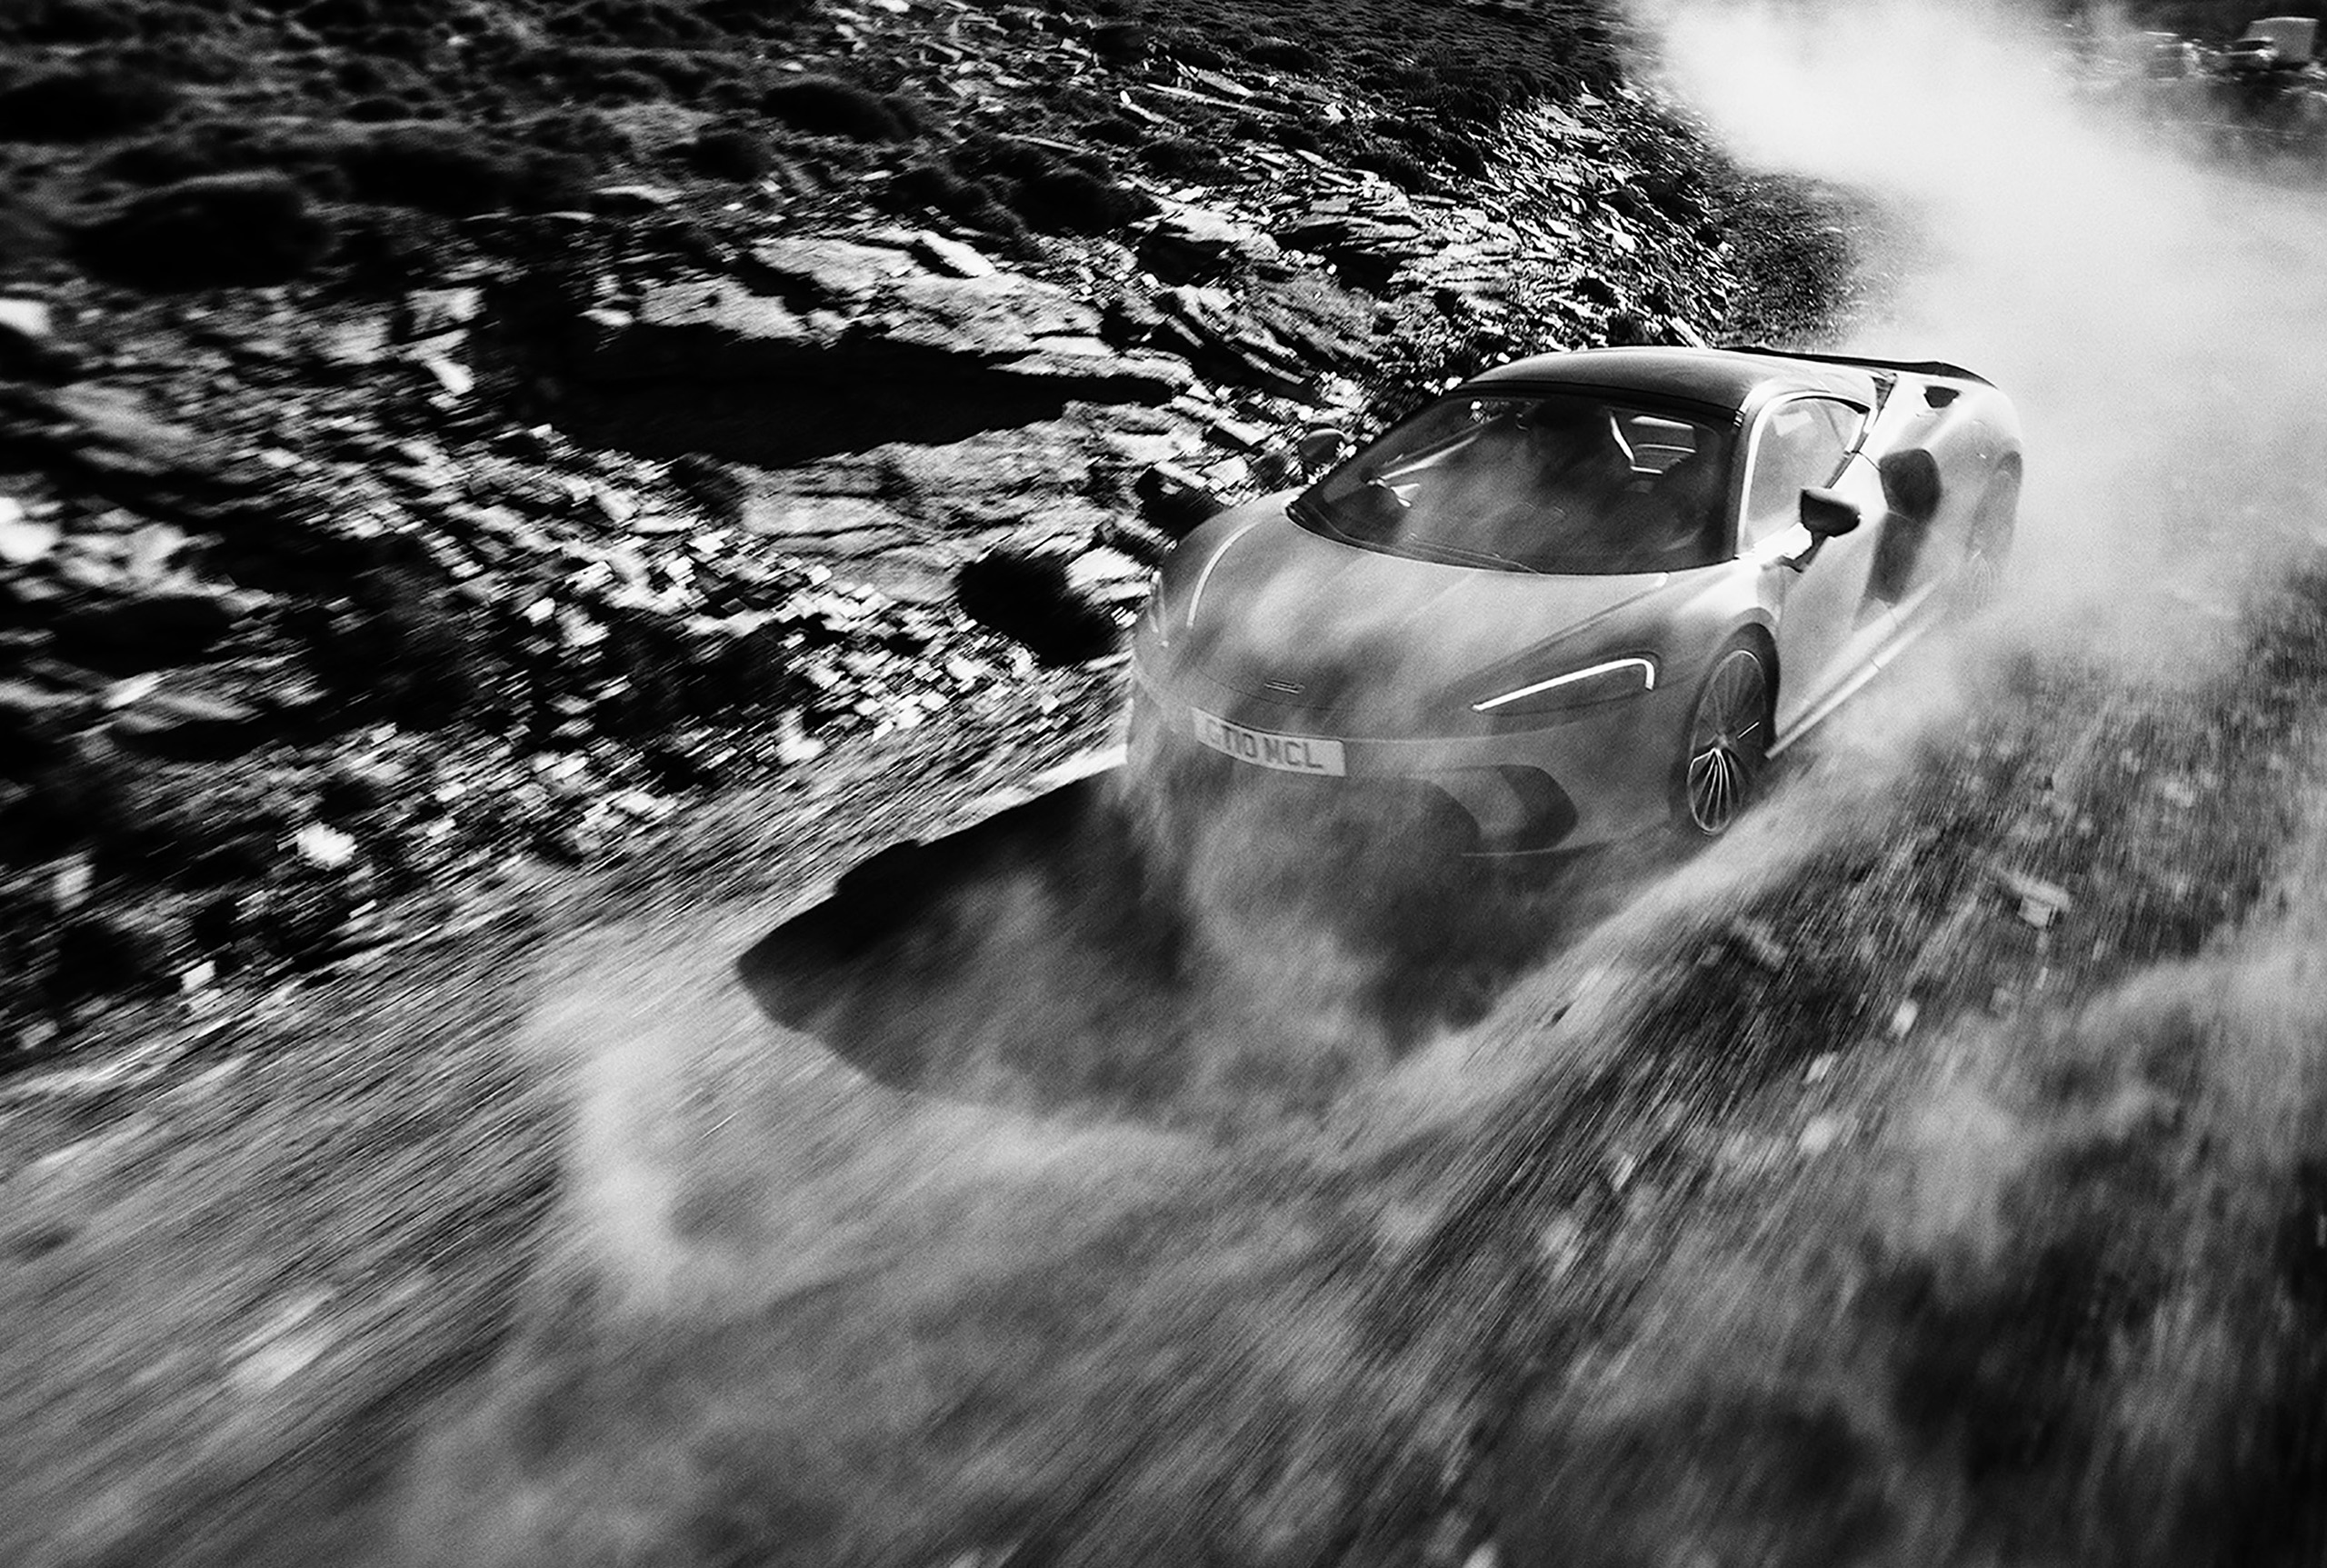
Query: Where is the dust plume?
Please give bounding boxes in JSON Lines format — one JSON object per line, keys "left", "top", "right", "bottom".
{"left": 1642, "top": 0, "right": 2327, "bottom": 669}
{"left": 361, "top": 6, "right": 2327, "bottom": 1566}
{"left": 1474, "top": 5, "right": 2327, "bottom": 1561}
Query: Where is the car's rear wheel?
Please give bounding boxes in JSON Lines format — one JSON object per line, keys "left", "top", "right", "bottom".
{"left": 1958, "top": 464, "right": 2020, "bottom": 612}
{"left": 1675, "top": 642, "right": 1771, "bottom": 838}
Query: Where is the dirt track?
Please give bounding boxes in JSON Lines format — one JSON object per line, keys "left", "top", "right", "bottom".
{"left": 7, "top": 514, "right": 2327, "bottom": 1568}
{"left": 366, "top": 582, "right": 2327, "bottom": 1568}
{"left": 10, "top": 557, "right": 2324, "bottom": 1568}
{"left": 9, "top": 5, "right": 2327, "bottom": 1565}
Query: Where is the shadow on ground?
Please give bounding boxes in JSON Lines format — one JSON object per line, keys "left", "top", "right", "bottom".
{"left": 736, "top": 770, "right": 1673, "bottom": 1125}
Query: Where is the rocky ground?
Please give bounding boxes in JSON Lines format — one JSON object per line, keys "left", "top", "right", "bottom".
{"left": 0, "top": 0, "right": 1843, "bottom": 1062}
{"left": 0, "top": 0, "right": 1855, "bottom": 1558}
{"left": 18, "top": 4, "right": 2327, "bottom": 1568}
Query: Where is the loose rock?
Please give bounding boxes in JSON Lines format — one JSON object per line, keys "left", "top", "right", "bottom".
{"left": 109, "top": 684, "right": 272, "bottom": 762}
{"left": 51, "top": 591, "right": 244, "bottom": 673}
{"left": 954, "top": 547, "right": 1124, "bottom": 666}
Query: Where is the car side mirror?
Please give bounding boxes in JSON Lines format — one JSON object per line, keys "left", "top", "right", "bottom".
{"left": 1800, "top": 487, "right": 1864, "bottom": 538}
{"left": 1781, "top": 489, "right": 1864, "bottom": 573}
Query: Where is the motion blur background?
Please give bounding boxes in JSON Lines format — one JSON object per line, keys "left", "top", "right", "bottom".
{"left": 370, "top": 5, "right": 2327, "bottom": 1565}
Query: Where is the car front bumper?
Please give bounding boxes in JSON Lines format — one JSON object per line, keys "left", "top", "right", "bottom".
{"left": 1126, "top": 655, "right": 1695, "bottom": 855}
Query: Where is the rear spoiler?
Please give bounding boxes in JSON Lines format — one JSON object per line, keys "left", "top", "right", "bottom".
{"left": 1727, "top": 344, "right": 1993, "bottom": 386}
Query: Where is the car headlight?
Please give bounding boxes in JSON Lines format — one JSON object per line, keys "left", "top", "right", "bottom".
{"left": 1469, "top": 655, "right": 1657, "bottom": 716}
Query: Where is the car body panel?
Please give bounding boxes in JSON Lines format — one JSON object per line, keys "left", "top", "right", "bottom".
{"left": 1159, "top": 508, "right": 1676, "bottom": 722}
{"left": 1126, "top": 346, "right": 2022, "bottom": 854}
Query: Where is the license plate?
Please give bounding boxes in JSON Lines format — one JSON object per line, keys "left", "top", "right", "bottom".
{"left": 1192, "top": 710, "right": 1346, "bottom": 776}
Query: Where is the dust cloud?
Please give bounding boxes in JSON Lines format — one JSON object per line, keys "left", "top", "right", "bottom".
{"left": 1514, "top": 5, "right": 2327, "bottom": 1563}
{"left": 1643, "top": 0, "right": 2327, "bottom": 668}
{"left": 363, "top": 5, "right": 2327, "bottom": 1565}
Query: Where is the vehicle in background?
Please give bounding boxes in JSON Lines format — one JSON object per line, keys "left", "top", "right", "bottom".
{"left": 2221, "top": 15, "right": 2322, "bottom": 74}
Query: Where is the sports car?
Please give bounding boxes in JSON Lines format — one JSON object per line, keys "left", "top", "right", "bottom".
{"left": 1124, "top": 345, "right": 2022, "bottom": 854}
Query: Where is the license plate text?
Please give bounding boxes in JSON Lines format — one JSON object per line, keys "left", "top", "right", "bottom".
{"left": 1193, "top": 711, "right": 1347, "bottom": 776}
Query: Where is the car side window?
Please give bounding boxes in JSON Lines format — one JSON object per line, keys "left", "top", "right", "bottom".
{"left": 1742, "top": 397, "right": 1863, "bottom": 544}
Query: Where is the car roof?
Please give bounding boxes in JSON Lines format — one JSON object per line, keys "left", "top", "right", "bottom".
{"left": 1461, "top": 345, "right": 1878, "bottom": 414}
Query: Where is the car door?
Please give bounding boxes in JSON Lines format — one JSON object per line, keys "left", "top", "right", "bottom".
{"left": 1736, "top": 394, "right": 1893, "bottom": 734}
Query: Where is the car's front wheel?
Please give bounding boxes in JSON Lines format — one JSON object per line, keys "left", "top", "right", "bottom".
{"left": 1674, "top": 642, "right": 1772, "bottom": 838}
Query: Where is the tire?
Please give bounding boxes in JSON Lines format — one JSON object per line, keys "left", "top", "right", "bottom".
{"left": 1673, "top": 641, "right": 1772, "bottom": 838}
{"left": 1958, "top": 464, "right": 2019, "bottom": 614}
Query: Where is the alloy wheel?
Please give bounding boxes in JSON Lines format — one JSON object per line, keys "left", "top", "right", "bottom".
{"left": 1683, "top": 646, "right": 1769, "bottom": 836}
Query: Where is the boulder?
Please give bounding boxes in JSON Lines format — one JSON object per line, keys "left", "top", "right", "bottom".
{"left": 1134, "top": 462, "right": 1228, "bottom": 537}
{"left": 109, "top": 684, "right": 273, "bottom": 761}
{"left": 0, "top": 298, "right": 78, "bottom": 380}
{"left": 1099, "top": 513, "right": 1175, "bottom": 567}
{"left": 1150, "top": 285, "right": 1316, "bottom": 399}
{"left": 675, "top": 612, "right": 791, "bottom": 704}
{"left": 0, "top": 499, "right": 58, "bottom": 565}
{"left": 1270, "top": 204, "right": 1432, "bottom": 289}
{"left": 253, "top": 862, "right": 367, "bottom": 965}
{"left": 1242, "top": 275, "right": 1374, "bottom": 370}
{"left": 561, "top": 265, "right": 1191, "bottom": 466}
{"left": 1066, "top": 544, "right": 1154, "bottom": 604}
{"left": 45, "top": 383, "right": 208, "bottom": 480}
{"left": 954, "top": 546, "right": 1123, "bottom": 665}
{"left": 50, "top": 589, "right": 244, "bottom": 672}
{"left": 0, "top": 298, "right": 51, "bottom": 343}
{"left": 75, "top": 173, "right": 334, "bottom": 291}
{"left": 911, "top": 231, "right": 999, "bottom": 278}
{"left": 397, "top": 286, "right": 484, "bottom": 342}
{"left": 0, "top": 677, "right": 93, "bottom": 746}
{"left": 585, "top": 269, "right": 1171, "bottom": 392}
{"left": 1136, "top": 206, "right": 1283, "bottom": 283}
{"left": 747, "top": 235, "right": 922, "bottom": 308}
{"left": 588, "top": 183, "right": 682, "bottom": 215}
{"left": 49, "top": 906, "right": 175, "bottom": 1004}
{"left": 877, "top": 273, "right": 1106, "bottom": 356}
{"left": 570, "top": 284, "right": 827, "bottom": 379}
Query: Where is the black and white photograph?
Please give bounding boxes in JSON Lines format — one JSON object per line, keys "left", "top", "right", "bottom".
{"left": 3, "top": 0, "right": 2325, "bottom": 1563}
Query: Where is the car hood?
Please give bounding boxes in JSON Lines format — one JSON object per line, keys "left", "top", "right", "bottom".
{"left": 1160, "top": 502, "right": 1676, "bottom": 715}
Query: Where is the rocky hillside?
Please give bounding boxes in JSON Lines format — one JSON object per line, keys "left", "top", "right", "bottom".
{"left": 0, "top": 0, "right": 1851, "bottom": 1060}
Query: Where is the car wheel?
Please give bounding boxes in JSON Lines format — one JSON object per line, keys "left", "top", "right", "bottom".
{"left": 1675, "top": 642, "right": 1771, "bottom": 838}
{"left": 1958, "top": 465, "right": 2020, "bottom": 613}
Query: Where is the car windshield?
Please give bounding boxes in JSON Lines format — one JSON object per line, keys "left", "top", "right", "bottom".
{"left": 1293, "top": 393, "right": 1737, "bottom": 574}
